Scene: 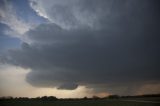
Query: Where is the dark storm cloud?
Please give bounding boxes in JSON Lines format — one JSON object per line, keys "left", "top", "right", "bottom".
{"left": 58, "top": 83, "right": 78, "bottom": 90}
{"left": 1, "top": 0, "right": 160, "bottom": 94}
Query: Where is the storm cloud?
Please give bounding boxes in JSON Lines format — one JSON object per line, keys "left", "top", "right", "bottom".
{"left": 1, "top": 0, "right": 160, "bottom": 95}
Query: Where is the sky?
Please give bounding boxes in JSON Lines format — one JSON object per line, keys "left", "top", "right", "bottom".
{"left": 0, "top": 0, "right": 160, "bottom": 98}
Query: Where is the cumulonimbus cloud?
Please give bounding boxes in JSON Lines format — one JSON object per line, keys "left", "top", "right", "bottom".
{"left": 0, "top": 0, "right": 160, "bottom": 95}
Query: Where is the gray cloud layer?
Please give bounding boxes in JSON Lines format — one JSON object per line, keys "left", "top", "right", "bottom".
{"left": 1, "top": 0, "right": 160, "bottom": 95}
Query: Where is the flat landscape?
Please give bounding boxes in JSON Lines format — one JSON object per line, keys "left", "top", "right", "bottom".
{"left": 0, "top": 1, "right": 160, "bottom": 106}
{"left": 1, "top": 97, "right": 160, "bottom": 106}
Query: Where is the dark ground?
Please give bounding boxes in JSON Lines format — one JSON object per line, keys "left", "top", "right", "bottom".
{"left": 0, "top": 97, "right": 160, "bottom": 106}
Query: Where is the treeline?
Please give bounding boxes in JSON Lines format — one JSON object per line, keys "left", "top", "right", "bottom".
{"left": 106, "top": 94, "right": 160, "bottom": 99}
{"left": 0, "top": 94, "right": 160, "bottom": 101}
{"left": 120, "top": 94, "right": 160, "bottom": 98}
{"left": 0, "top": 96, "right": 58, "bottom": 101}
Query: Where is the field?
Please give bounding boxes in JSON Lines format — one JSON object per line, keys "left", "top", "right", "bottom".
{"left": 1, "top": 97, "right": 160, "bottom": 106}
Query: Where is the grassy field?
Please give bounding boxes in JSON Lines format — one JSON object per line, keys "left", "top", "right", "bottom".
{"left": 1, "top": 98, "right": 160, "bottom": 106}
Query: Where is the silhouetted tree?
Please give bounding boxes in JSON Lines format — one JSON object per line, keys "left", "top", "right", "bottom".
{"left": 41, "top": 96, "right": 57, "bottom": 101}
{"left": 108, "top": 95, "right": 119, "bottom": 99}
{"left": 92, "top": 96, "right": 100, "bottom": 100}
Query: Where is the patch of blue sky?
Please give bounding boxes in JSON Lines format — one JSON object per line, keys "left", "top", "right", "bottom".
{"left": 11, "top": 0, "right": 48, "bottom": 25}
{"left": 0, "top": 23, "right": 21, "bottom": 52}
